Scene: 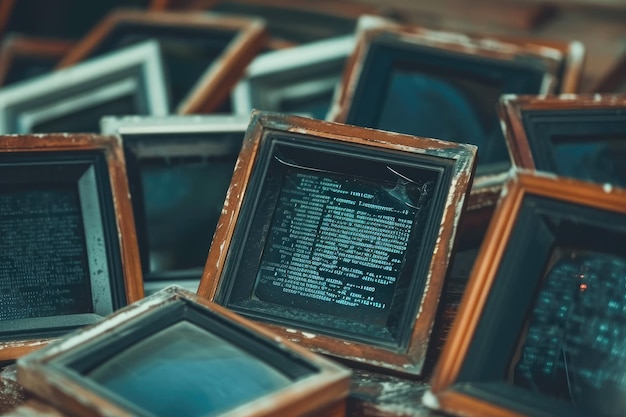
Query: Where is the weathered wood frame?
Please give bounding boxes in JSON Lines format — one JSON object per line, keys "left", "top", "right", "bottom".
{"left": 17, "top": 286, "right": 351, "bottom": 417}
{"left": 232, "top": 34, "right": 355, "bottom": 119}
{"left": 197, "top": 111, "right": 476, "bottom": 376}
{"left": 0, "top": 35, "right": 75, "bottom": 86}
{"left": 427, "top": 172, "right": 626, "bottom": 417}
{"left": 56, "top": 9, "right": 267, "bottom": 114}
{"left": 499, "top": 94, "right": 626, "bottom": 174}
{"left": 0, "top": 134, "right": 143, "bottom": 361}
{"left": 101, "top": 114, "right": 250, "bottom": 296}
{"left": 329, "top": 20, "right": 568, "bottom": 214}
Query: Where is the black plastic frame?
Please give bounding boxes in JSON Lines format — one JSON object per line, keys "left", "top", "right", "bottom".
{"left": 0, "top": 150, "right": 127, "bottom": 341}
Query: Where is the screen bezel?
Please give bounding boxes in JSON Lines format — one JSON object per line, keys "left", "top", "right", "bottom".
{"left": 342, "top": 34, "right": 549, "bottom": 178}
{"left": 17, "top": 287, "right": 351, "bottom": 417}
{"left": 232, "top": 35, "right": 354, "bottom": 119}
{"left": 215, "top": 132, "right": 452, "bottom": 350}
{"left": 0, "top": 153, "right": 124, "bottom": 337}
{"left": 0, "top": 40, "right": 169, "bottom": 134}
{"left": 198, "top": 111, "right": 477, "bottom": 376}
{"left": 428, "top": 173, "right": 626, "bottom": 417}
{"left": 500, "top": 95, "right": 626, "bottom": 188}
{"left": 102, "top": 115, "right": 249, "bottom": 293}
{"left": 0, "top": 134, "right": 143, "bottom": 360}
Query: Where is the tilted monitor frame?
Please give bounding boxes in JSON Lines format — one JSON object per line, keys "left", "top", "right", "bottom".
{"left": 329, "top": 20, "right": 570, "bottom": 213}
{"left": 427, "top": 172, "right": 626, "bottom": 417}
{"left": 17, "top": 286, "right": 351, "bottom": 417}
{"left": 0, "top": 40, "right": 169, "bottom": 134}
{"left": 499, "top": 94, "right": 626, "bottom": 187}
{"left": 198, "top": 111, "right": 477, "bottom": 376}
{"left": 232, "top": 35, "right": 355, "bottom": 120}
{"left": 101, "top": 114, "right": 249, "bottom": 296}
{"left": 0, "top": 134, "right": 143, "bottom": 361}
{"left": 56, "top": 9, "right": 267, "bottom": 114}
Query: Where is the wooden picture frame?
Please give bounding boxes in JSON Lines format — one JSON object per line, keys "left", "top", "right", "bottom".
{"left": 592, "top": 53, "right": 626, "bottom": 93}
{"left": 17, "top": 286, "right": 351, "bottom": 417}
{"left": 329, "top": 19, "right": 568, "bottom": 213}
{"left": 0, "top": 40, "right": 169, "bottom": 134}
{"left": 232, "top": 35, "right": 355, "bottom": 120}
{"left": 0, "top": 134, "right": 143, "bottom": 361}
{"left": 197, "top": 111, "right": 476, "bottom": 376}
{"left": 0, "top": 35, "right": 75, "bottom": 86}
{"left": 57, "top": 9, "right": 267, "bottom": 114}
{"left": 427, "top": 172, "right": 626, "bottom": 417}
{"left": 101, "top": 114, "right": 249, "bottom": 296}
{"left": 499, "top": 94, "right": 626, "bottom": 188}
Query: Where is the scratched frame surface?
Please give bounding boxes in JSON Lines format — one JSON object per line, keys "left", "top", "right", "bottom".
{"left": 499, "top": 94, "right": 626, "bottom": 188}
{"left": 198, "top": 111, "right": 476, "bottom": 376}
{"left": 17, "top": 286, "right": 351, "bottom": 417}
{"left": 0, "top": 134, "right": 143, "bottom": 361}
{"left": 428, "top": 172, "right": 626, "bottom": 417}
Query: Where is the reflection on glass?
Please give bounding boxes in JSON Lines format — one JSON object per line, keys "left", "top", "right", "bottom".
{"left": 552, "top": 135, "right": 626, "bottom": 188}
{"left": 87, "top": 321, "right": 292, "bottom": 417}
{"left": 377, "top": 69, "right": 508, "bottom": 174}
{"left": 512, "top": 249, "right": 626, "bottom": 416}
{"left": 141, "top": 156, "right": 235, "bottom": 274}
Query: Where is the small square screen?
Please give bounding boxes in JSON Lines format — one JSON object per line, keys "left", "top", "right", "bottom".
{"left": 551, "top": 135, "right": 626, "bottom": 188}
{"left": 0, "top": 185, "right": 92, "bottom": 320}
{"left": 253, "top": 169, "right": 422, "bottom": 327}
{"left": 377, "top": 67, "right": 507, "bottom": 171}
{"left": 140, "top": 155, "right": 236, "bottom": 275}
{"left": 511, "top": 249, "right": 626, "bottom": 416}
{"left": 86, "top": 320, "right": 292, "bottom": 417}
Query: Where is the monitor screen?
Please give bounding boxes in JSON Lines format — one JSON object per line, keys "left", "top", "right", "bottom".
{"left": 377, "top": 65, "right": 507, "bottom": 171}
{"left": 86, "top": 320, "right": 293, "bottom": 417}
{"left": 139, "top": 155, "right": 236, "bottom": 275}
{"left": 223, "top": 135, "right": 445, "bottom": 345}
{"left": 253, "top": 169, "right": 420, "bottom": 327}
{"left": 551, "top": 135, "right": 626, "bottom": 188}
{"left": 511, "top": 247, "right": 626, "bottom": 417}
{"left": 0, "top": 184, "right": 93, "bottom": 320}
{"left": 33, "top": 94, "right": 138, "bottom": 133}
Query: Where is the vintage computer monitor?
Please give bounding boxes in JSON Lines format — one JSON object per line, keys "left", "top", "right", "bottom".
{"left": 0, "top": 35, "right": 75, "bottom": 86}
{"left": 197, "top": 111, "right": 477, "bottom": 376}
{"left": 57, "top": 9, "right": 267, "bottom": 114}
{"left": 427, "top": 172, "right": 626, "bottom": 417}
{"left": 329, "top": 20, "right": 574, "bottom": 213}
{"left": 17, "top": 286, "right": 351, "bottom": 417}
{"left": 0, "top": 40, "right": 169, "bottom": 134}
{"left": 232, "top": 35, "right": 354, "bottom": 120}
{"left": 101, "top": 114, "right": 248, "bottom": 295}
{"left": 500, "top": 94, "right": 626, "bottom": 188}
{"left": 0, "top": 133, "right": 143, "bottom": 360}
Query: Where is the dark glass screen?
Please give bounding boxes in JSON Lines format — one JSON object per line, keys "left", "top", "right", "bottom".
{"left": 86, "top": 320, "right": 292, "bottom": 417}
{"left": 0, "top": 185, "right": 92, "bottom": 319}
